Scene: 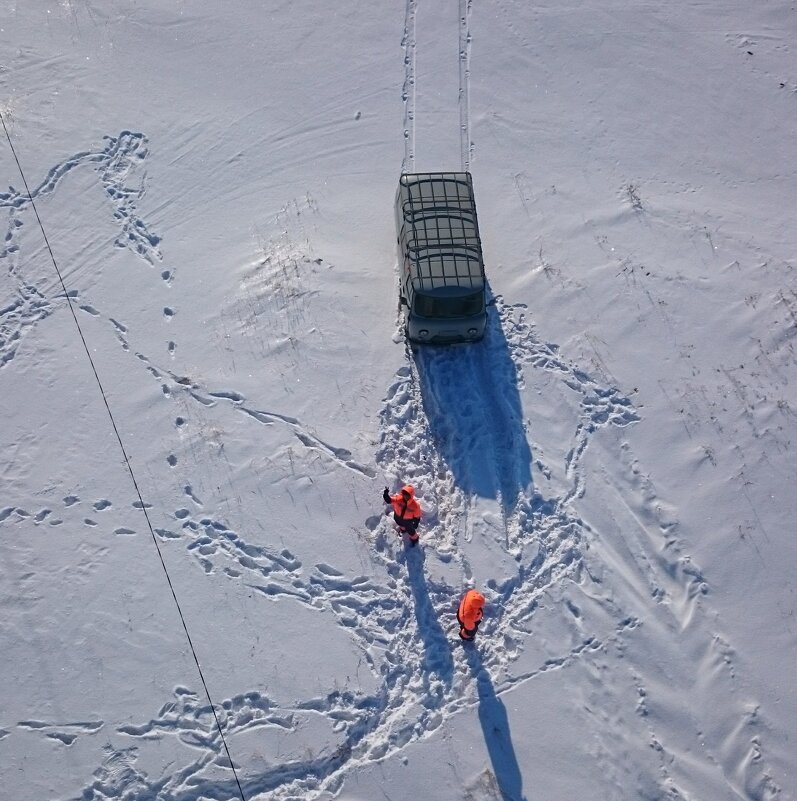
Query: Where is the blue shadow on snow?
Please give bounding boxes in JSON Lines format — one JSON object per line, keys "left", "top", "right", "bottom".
{"left": 412, "top": 290, "right": 533, "bottom": 516}
{"left": 464, "top": 643, "right": 528, "bottom": 801}
{"left": 402, "top": 543, "right": 456, "bottom": 688}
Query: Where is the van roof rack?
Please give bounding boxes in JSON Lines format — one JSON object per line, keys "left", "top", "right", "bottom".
{"left": 398, "top": 172, "right": 485, "bottom": 293}
{"left": 408, "top": 253, "right": 485, "bottom": 292}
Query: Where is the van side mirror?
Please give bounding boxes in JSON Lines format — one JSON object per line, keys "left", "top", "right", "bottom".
{"left": 399, "top": 296, "right": 409, "bottom": 307}
{"left": 486, "top": 298, "right": 497, "bottom": 307}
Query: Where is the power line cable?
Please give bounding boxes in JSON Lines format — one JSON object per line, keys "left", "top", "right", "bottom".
{"left": 0, "top": 113, "right": 247, "bottom": 801}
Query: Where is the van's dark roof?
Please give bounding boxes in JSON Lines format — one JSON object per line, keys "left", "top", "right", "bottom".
{"left": 397, "top": 173, "right": 485, "bottom": 293}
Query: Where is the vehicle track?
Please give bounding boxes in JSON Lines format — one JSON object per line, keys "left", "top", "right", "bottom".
{"left": 401, "top": 0, "right": 472, "bottom": 172}
{"left": 459, "top": 0, "right": 473, "bottom": 170}
{"left": 401, "top": 0, "right": 417, "bottom": 173}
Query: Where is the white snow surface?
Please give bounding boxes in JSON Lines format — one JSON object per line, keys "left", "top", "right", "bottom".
{"left": 1, "top": 2, "right": 796, "bottom": 800}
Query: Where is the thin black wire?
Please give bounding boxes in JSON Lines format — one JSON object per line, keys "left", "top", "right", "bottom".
{"left": 1, "top": 113, "right": 247, "bottom": 801}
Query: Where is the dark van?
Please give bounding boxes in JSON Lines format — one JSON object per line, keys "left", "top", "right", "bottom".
{"left": 395, "top": 172, "right": 487, "bottom": 344}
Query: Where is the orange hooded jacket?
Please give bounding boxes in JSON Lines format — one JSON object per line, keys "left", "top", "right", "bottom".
{"left": 388, "top": 485, "right": 421, "bottom": 522}
{"left": 457, "top": 590, "right": 485, "bottom": 631}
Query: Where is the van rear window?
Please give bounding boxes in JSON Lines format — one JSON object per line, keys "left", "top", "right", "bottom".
{"left": 414, "top": 292, "right": 483, "bottom": 319}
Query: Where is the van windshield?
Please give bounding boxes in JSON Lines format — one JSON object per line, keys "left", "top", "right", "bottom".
{"left": 413, "top": 292, "right": 483, "bottom": 319}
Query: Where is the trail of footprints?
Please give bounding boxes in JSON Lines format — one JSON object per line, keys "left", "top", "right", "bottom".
{"left": 29, "top": 298, "right": 630, "bottom": 793}
{"left": 88, "top": 297, "right": 642, "bottom": 796}
{"left": 2, "top": 282, "right": 779, "bottom": 799}
{"left": 1, "top": 129, "right": 367, "bottom": 493}
{"left": 16, "top": 719, "right": 104, "bottom": 747}
{"left": 131, "top": 345, "right": 377, "bottom": 478}
{"left": 4, "top": 302, "right": 778, "bottom": 801}
{"left": 1, "top": 495, "right": 123, "bottom": 533}
{"left": 2, "top": 137, "right": 779, "bottom": 797}
{"left": 0, "top": 132, "right": 172, "bottom": 371}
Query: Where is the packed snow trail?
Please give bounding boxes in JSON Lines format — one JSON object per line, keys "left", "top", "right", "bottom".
{"left": 1, "top": 118, "right": 248, "bottom": 801}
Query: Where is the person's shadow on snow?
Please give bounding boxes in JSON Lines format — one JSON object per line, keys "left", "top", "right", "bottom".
{"left": 402, "top": 545, "right": 455, "bottom": 688}
{"left": 464, "top": 644, "right": 528, "bottom": 801}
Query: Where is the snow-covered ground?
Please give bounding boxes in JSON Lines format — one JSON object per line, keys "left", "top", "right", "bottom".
{"left": 1, "top": 2, "right": 796, "bottom": 800}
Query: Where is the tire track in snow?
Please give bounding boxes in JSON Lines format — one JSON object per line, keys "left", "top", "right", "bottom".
{"left": 401, "top": 0, "right": 417, "bottom": 173}
{"left": 459, "top": 0, "right": 473, "bottom": 171}
{"left": 401, "top": 0, "right": 472, "bottom": 173}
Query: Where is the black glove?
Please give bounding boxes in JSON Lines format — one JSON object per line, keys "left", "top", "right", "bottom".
{"left": 383, "top": 487, "right": 391, "bottom": 504}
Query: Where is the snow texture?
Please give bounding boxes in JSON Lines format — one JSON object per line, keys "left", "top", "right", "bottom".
{"left": 1, "top": 1, "right": 795, "bottom": 800}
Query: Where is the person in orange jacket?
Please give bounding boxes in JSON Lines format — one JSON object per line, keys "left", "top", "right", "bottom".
{"left": 457, "top": 589, "right": 485, "bottom": 640}
{"left": 383, "top": 484, "right": 422, "bottom": 545}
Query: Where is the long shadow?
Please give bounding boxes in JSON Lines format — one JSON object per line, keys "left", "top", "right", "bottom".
{"left": 403, "top": 544, "right": 455, "bottom": 688}
{"left": 413, "top": 288, "right": 533, "bottom": 516}
{"left": 464, "top": 643, "right": 528, "bottom": 801}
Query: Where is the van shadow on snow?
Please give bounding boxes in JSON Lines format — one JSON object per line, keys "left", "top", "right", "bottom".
{"left": 464, "top": 644, "right": 529, "bottom": 801}
{"left": 412, "top": 293, "right": 533, "bottom": 519}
